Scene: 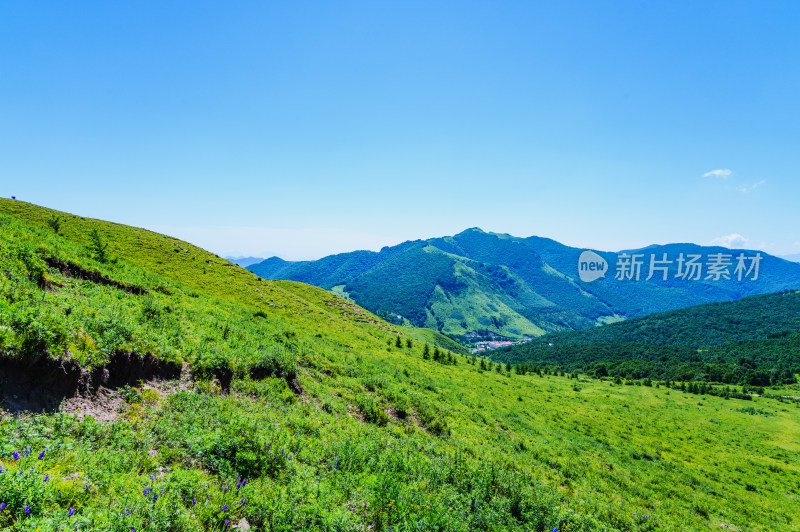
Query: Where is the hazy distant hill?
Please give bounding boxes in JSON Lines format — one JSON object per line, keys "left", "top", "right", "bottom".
{"left": 224, "top": 256, "right": 266, "bottom": 267}
{"left": 249, "top": 228, "right": 800, "bottom": 339}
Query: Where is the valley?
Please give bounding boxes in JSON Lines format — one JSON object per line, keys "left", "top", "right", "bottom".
{"left": 0, "top": 200, "right": 798, "bottom": 531}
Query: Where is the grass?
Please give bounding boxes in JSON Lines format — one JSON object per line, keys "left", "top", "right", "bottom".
{"left": 1, "top": 198, "right": 799, "bottom": 531}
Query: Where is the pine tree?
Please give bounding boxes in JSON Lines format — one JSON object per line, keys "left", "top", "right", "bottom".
{"left": 423, "top": 344, "right": 430, "bottom": 360}
{"left": 406, "top": 338, "right": 413, "bottom": 349}
{"left": 89, "top": 228, "right": 109, "bottom": 263}
{"left": 395, "top": 335, "right": 402, "bottom": 348}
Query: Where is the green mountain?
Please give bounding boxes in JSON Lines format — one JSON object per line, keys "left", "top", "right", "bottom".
{"left": 491, "top": 290, "right": 800, "bottom": 385}
{"left": 2, "top": 200, "right": 800, "bottom": 531}
{"left": 249, "top": 228, "right": 800, "bottom": 340}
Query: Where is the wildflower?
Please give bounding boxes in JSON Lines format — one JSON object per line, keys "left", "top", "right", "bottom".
{"left": 222, "top": 504, "right": 228, "bottom": 511}
{"left": 143, "top": 488, "right": 150, "bottom": 496}
{"left": 12, "top": 452, "right": 20, "bottom": 461}
{"left": 44, "top": 473, "right": 49, "bottom": 481}
{"left": 192, "top": 498, "right": 196, "bottom": 506}
{"left": 68, "top": 508, "right": 75, "bottom": 516}
{"left": 0, "top": 502, "right": 5, "bottom": 511}
{"left": 24, "top": 505, "right": 30, "bottom": 514}
{"left": 38, "top": 450, "right": 45, "bottom": 460}
{"left": 125, "top": 508, "right": 130, "bottom": 515}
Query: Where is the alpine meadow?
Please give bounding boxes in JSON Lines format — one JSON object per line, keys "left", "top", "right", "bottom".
{"left": 3, "top": 3, "right": 800, "bottom": 530}
{"left": 1, "top": 199, "right": 799, "bottom": 531}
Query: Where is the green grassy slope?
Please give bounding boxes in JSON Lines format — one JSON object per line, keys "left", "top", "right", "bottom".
{"left": 1, "top": 199, "right": 799, "bottom": 531}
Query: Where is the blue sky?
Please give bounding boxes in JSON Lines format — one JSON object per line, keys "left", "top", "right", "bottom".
{"left": 2, "top": 1, "right": 798, "bottom": 260}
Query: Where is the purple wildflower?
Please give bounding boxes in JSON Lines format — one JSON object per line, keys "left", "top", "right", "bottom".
{"left": 44, "top": 474, "right": 49, "bottom": 481}
{"left": 0, "top": 502, "right": 5, "bottom": 511}
{"left": 192, "top": 498, "right": 196, "bottom": 506}
{"left": 24, "top": 505, "right": 30, "bottom": 514}
{"left": 38, "top": 450, "right": 45, "bottom": 460}
{"left": 143, "top": 488, "right": 150, "bottom": 496}
{"left": 12, "top": 452, "right": 19, "bottom": 461}
{"left": 222, "top": 504, "right": 228, "bottom": 511}
{"left": 125, "top": 508, "right": 130, "bottom": 515}
{"left": 68, "top": 507, "right": 75, "bottom": 516}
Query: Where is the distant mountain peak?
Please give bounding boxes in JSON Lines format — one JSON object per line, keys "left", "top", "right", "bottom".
{"left": 247, "top": 229, "right": 800, "bottom": 340}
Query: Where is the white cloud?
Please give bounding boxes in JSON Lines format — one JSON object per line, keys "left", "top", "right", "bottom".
{"left": 736, "top": 180, "right": 766, "bottom": 193}
{"left": 703, "top": 169, "right": 732, "bottom": 178}
{"left": 710, "top": 233, "right": 749, "bottom": 249}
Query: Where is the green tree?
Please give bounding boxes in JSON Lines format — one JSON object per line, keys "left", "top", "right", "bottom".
{"left": 46, "top": 215, "right": 62, "bottom": 234}
{"left": 395, "top": 335, "right": 402, "bottom": 348}
{"left": 89, "top": 228, "right": 109, "bottom": 263}
{"left": 423, "top": 344, "right": 430, "bottom": 360}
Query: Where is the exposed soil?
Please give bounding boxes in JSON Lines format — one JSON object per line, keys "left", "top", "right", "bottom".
{"left": 1, "top": 349, "right": 303, "bottom": 420}
{"left": 0, "top": 351, "right": 181, "bottom": 416}
{"left": 42, "top": 256, "right": 149, "bottom": 295}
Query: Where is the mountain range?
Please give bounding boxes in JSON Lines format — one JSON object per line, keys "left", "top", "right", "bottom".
{"left": 249, "top": 228, "right": 800, "bottom": 340}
